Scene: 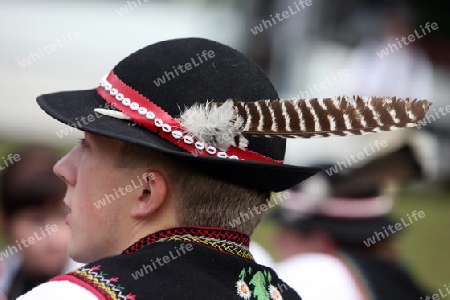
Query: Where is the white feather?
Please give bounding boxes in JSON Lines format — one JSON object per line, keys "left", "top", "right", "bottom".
{"left": 179, "top": 99, "right": 247, "bottom": 150}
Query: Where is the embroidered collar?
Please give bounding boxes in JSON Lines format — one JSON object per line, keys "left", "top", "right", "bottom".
{"left": 123, "top": 226, "right": 253, "bottom": 260}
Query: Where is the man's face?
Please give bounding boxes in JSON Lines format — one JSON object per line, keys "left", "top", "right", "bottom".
{"left": 54, "top": 132, "right": 140, "bottom": 263}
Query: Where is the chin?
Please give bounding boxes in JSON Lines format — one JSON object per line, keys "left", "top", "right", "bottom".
{"left": 68, "top": 242, "right": 86, "bottom": 264}
{"left": 69, "top": 245, "right": 101, "bottom": 264}
{"left": 69, "top": 252, "right": 90, "bottom": 264}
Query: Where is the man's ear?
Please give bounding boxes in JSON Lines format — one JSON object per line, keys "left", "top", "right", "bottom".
{"left": 130, "top": 171, "right": 168, "bottom": 218}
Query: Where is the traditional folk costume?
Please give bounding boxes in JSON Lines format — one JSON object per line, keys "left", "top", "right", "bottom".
{"left": 18, "top": 37, "right": 429, "bottom": 299}
{"left": 23, "top": 227, "right": 294, "bottom": 299}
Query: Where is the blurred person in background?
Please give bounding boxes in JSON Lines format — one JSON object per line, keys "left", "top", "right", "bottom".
{"left": 272, "top": 145, "right": 429, "bottom": 299}
{"left": 0, "top": 145, "right": 80, "bottom": 299}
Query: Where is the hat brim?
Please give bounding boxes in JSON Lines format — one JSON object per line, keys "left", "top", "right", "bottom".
{"left": 37, "top": 89, "right": 321, "bottom": 192}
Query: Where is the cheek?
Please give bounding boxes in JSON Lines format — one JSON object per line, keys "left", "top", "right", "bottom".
{"left": 74, "top": 167, "right": 107, "bottom": 212}
{"left": 72, "top": 156, "right": 131, "bottom": 237}
{"left": 76, "top": 161, "right": 122, "bottom": 204}
{"left": 72, "top": 174, "right": 123, "bottom": 233}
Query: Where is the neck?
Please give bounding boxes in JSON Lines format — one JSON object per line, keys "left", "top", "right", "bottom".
{"left": 123, "top": 218, "right": 179, "bottom": 253}
{"left": 121, "top": 226, "right": 252, "bottom": 260}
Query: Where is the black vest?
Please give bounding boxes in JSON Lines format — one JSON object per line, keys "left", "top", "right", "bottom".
{"left": 51, "top": 227, "right": 300, "bottom": 300}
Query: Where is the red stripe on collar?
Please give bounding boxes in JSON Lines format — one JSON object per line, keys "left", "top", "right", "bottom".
{"left": 123, "top": 226, "right": 250, "bottom": 255}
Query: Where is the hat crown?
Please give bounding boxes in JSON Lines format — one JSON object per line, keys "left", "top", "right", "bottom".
{"left": 113, "top": 38, "right": 285, "bottom": 160}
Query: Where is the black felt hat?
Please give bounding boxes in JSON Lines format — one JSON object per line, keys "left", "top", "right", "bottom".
{"left": 37, "top": 38, "right": 429, "bottom": 192}
{"left": 36, "top": 38, "right": 322, "bottom": 192}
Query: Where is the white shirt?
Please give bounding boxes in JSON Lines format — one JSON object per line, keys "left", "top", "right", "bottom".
{"left": 17, "top": 280, "right": 97, "bottom": 300}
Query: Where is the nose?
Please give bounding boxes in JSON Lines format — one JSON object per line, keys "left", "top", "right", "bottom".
{"left": 53, "top": 147, "right": 78, "bottom": 186}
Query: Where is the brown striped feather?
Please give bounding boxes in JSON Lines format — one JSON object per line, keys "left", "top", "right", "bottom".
{"left": 212, "top": 96, "right": 431, "bottom": 138}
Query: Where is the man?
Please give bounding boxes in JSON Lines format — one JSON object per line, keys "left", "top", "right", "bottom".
{"left": 18, "top": 38, "right": 428, "bottom": 299}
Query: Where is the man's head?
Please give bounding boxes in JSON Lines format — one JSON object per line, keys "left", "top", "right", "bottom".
{"left": 38, "top": 38, "right": 322, "bottom": 263}
{"left": 54, "top": 132, "right": 270, "bottom": 263}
